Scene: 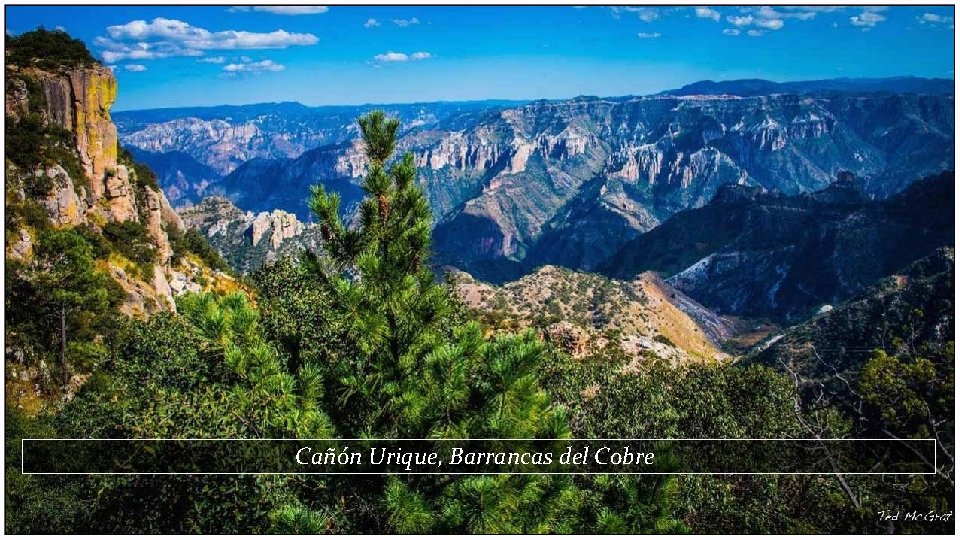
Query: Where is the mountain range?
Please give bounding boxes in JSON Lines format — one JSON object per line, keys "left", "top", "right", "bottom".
{"left": 116, "top": 77, "right": 954, "bottom": 285}
{"left": 659, "top": 76, "right": 954, "bottom": 97}
{"left": 113, "top": 99, "right": 524, "bottom": 175}
{"left": 603, "top": 171, "right": 954, "bottom": 322}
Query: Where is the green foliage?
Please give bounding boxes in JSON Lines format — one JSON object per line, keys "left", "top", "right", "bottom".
{"left": 583, "top": 475, "right": 687, "bottom": 534}
{"left": 859, "top": 347, "right": 953, "bottom": 440}
{"left": 5, "top": 27, "right": 98, "bottom": 70}
{"left": 63, "top": 292, "right": 334, "bottom": 440}
{"left": 6, "top": 113, "right": 87, "bottom": 192}
{"left": 73, "top": 224, "right": 114, "bottom": 260}
{"left": 167, "top": 226, "right": 230, "bottom": 273}
{"left": 5, "top": 228, "right": 122, "bottom": 391}
{"left": 101, "top": 220, "right": 157, "bottom": 278}
{"left": 5, "top": 408, "right": 96, "bottom": 533}
{"left": 118, "top": 146, "right": 159, "bottom": 191}
{"left": 253, "top": 255, "right": 337, "bottom": 373}
{"left": 653, "top": 333, "right": 676, "bottom": 348}
{"left": 4, "top": 182, "right": 51, "bottom": 245}
{"left": 539, "top": 349, "right": 880, "bottom": 533}
{"left": 297, "top": 111, "right": 584, "bottom": 532}
{"left": 31, "top": 291, "right": 338, "bottom": 533}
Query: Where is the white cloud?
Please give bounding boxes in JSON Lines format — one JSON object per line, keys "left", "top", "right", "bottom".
{"left": 725, "top": 8, "right": 802, "bottom": 32}
{"left": 637, "top": 9, "right": 658, "bottom": 22}
{"left": 374, "top": 51, "right": 408, "bottom": 62}
{"left": 106, "top": 18, "right": 203, "bottom": 41}
{"left": 364, "top": 18, "right": 380, "bottom": 28}
{"left": 98, "top": 41, "right": 195, "bottom": 63}
{"left": 373, "top": 50, "right": 431, "bottom": 63}
{"left": 722, "top": 28, "right": 740, "bottom": 36}
{"left": 695, "top": 7, "right": 720, "bottom": 22}
{"left": 124, "top": 64, "right": 147, "bottom": 72}
{"left": 755, "top": 18, "right": 784, "bottom": 30}
{"left": 756, "top": 7, "right": 814, "bottom": 21}
{"left": 849, "top": 11, "right": 884, "bottom": 27}
{"left": 779, "top": 11, "right": 814, "bottom": 21}
{"left": 637, "top": 32, "right": 661, "bottom": 39}
{"left": 747, "top": 29, "right": 764, "bottom": 37}
{"left": 392, "top": 17, "right": 419, "bottom": 27}
{"left": 918, "top": 13, "right": 954, "bottom": 27}
{"left": 231, "top": 6, "right": 328, "bottom": 15}
{"left": 610, "top": 7, "right": 659, "bottom": 22}
{"left": 222, "top": 59, "right": 285, "bottom": 73}
{"left": 98, "top": 17, "right": 318, "bottom": 62}
{"left": 197, "top": 55, "right": 226, "bottom": 64}
{"left": 850, "top": 10, "right": 886, "bottom": 28}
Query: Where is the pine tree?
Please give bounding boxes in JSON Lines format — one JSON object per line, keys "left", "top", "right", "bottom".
{"left": 306, "top": 111, "right": 582, "bottom": 532}
{"left": 6, "top": 229, "right": 120, "bottom": 390}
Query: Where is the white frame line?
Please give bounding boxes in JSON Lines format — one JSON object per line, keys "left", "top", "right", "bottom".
{"left": 21, "top": 438, "right": 938, "bottom": 476}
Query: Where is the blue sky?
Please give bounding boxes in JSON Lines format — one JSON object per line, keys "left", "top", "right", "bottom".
{"left": 5, "top": 5, "right": 955, "bottom": 110}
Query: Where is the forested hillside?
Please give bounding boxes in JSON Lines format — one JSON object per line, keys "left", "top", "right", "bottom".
{"left": 4, "top": 28, "right": 954, "bottom": 534}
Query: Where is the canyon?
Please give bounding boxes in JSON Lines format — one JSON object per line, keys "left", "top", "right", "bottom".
{"left": 116, "top": 80, "right": 954, "bottom": 283}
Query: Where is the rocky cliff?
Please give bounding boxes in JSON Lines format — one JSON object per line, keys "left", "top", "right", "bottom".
{"left": 114, "top": 100, "right": 525, "bottom": 176}
{"left": 5, "top": 58, "right": 223, "bottom": 315}
{"left": 179, "top": 197, "right": 319, "bottom": 273}
{"left": 118, "top": 86, "right": 954, "bottom": 282}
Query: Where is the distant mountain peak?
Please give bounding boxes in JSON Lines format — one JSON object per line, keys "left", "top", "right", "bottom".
{"left": 660, "top": 76, "right": 954, "bottom": 97}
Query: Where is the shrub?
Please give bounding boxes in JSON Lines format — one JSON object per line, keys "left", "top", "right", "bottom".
{"left": 118, "top": 146, "right": 159, "bottom": 190}
{"left": 5, "top": 28, "right": 98, "bottom": 71}
{"left": 74, "top": 225, "right": 113, "bottom": 260}
{"left": 4, "top": 185, "right": 52, "bottom": 242}
{"left": 102, "top": 220, "right": 157, "bottom": 279}
{"left": 167, "top": 226, "right": 231, "bottom": 273}
{"left": 6, "top": 113, "right": 87, "bottom": 192}
{"left": 653, "top": 333, "right": 676, "bottom": 348}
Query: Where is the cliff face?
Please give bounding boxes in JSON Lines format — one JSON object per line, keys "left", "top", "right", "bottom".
{"left": 133, "top": 90, "right": 953, "bottom": 282}
{"left": 179, "top": 197, "right": 320, "bottom": 273}
{"left": 114, "top": 100, "right": 527, "bottom": 177}
{"left": 28, "top": 66, "right": 132, "bottom": 223}
{"left": 41, "top": 68, "right": 119, "bottom": 186}
{"left": 6, "top": 64, "right": 189, "bottom": 314}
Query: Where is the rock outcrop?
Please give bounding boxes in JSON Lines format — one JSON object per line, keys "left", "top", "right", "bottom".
{"left": 39, "top": 165, "right": 86, "bottom": 226}
{"left": 41, "top": 67, "right": 119, "bottom": 186}
{"left": 6, "top": 62, "right": 197, "bottom": 313}
{"left": 179, "top": 196, "right": 319, "bottom": 273}
{"left": 251, "top": 209, "right": 304, "bottom": 249}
